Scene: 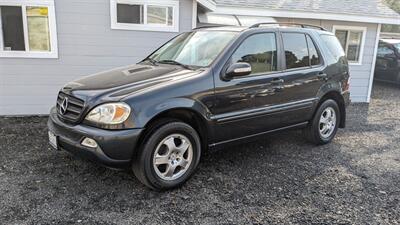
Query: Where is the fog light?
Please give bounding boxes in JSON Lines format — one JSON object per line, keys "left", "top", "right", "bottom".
{"left": 81, "top": 137, "right": 98, "bottom": 148}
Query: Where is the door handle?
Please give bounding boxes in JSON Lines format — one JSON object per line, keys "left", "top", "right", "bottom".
{"left": 271, "top": 78, "right": 284, "bottom": 92}
{"left": 271, "top": 78, "right": 284, "bottom": 84}
{"left": 317, "top": 73, "right": 328, "bottom": 80}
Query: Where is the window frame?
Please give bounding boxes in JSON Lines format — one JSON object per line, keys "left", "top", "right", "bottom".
{"left": 110, "top": 0, "right": 179, "bottom": 32}
{"left": 225, "top": 32, "right": 280, "bottom": 79}
{"left": 281, "top": 32, "right": 323, "bottom": 71}
{"left": 332, "top": 25, "right": 367, "bottom": 66}
{"left": 305, "top": 34, "right": 323, "bottom": 68}
{"left": 0, "top": 0, "right": 58, "bottom": 58}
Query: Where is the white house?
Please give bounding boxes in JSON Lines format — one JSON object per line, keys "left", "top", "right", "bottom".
{"left": 0, "top": 0, "right": 399, "bottom": 115}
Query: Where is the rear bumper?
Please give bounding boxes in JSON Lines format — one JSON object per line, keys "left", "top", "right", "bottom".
{"left": 340, "top": 91, "right": 350, "bottom": 128}
{"left": 47, "top": 107, "right": 143, "bottom": 169}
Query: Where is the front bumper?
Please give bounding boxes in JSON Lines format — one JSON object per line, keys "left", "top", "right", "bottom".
{"left": 47, "top": 107, "right": 143, "bottom": 169}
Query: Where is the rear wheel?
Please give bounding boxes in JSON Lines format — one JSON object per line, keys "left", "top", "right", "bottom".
{"left": 304, "top": 99, "right": 340, "bottom": 145}
{"left": 132, "top": 121, "right": 201, "bottom": 190}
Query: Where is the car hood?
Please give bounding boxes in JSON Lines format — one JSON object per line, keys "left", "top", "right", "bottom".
{"left": 62, "top": 64, "right": 203, "bottom": 100}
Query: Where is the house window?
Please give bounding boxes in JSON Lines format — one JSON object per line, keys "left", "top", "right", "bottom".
{"left": 111, "top": 0, "right": 179, "bottom": 32}
{"left": 333, "top": 26, "right": 367, "bottom": 65}
{"left": 0, "top": 1, "right": 57, "bottom": 58}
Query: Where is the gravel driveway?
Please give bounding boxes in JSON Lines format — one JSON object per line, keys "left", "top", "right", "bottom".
{"left": 1, "top": 83, "right": 399, "bottom": 225}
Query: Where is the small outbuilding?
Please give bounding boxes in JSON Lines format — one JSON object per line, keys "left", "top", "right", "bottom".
{"left": 0, "top": 0, "right": 399, "bottom": 115}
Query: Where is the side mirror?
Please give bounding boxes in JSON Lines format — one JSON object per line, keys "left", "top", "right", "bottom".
{"left": 225, "top": 62, "right": 252, "bottom": 79}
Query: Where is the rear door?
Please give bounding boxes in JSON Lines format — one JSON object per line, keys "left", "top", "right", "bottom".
{"left": 253, "top": 32, "right": 326, "bottom": 129}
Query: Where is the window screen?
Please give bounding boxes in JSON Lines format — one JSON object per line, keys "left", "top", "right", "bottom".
{"left": 231, "top": 33, "right": 277, "bottom": 75}
{"left": 27, "top": 7, "right": 51, "bottom": 51}
{"left": 1, "top": 6, "right": 26, "bottom": 51}
{"left": 167, "top": 7, "right": 173, "bottom": 25}
{"left": 117, "top": 4, "right": 143, "bottom": 24}
{"left": 147, "top": 6, "right": 169, "bottom": 25}
{"left": 346, "top": 31, "right": 362, "bottom": 62}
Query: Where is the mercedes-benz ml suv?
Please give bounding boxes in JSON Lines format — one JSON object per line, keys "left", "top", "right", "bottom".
{"left": 48, "top": 23, "right": 350, "bottom": 190}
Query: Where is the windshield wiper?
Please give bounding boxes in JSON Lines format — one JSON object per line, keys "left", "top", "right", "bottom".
{"left": 142, "top": 57, "right": 158, "bottom": 66}
{"left": 157, "top": 59, "right": 194, "bottom": 70}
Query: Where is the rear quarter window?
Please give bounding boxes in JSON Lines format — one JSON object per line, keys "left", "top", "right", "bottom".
{"left": 320, "top": 34, "right": 346, "bottom": 60}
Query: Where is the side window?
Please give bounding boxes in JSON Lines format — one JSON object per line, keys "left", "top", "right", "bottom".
{"left": 282, "top": 33, "right": 309, "bottom": 69}
{"left": 231, "top": 33, "right": 277, "bottom": 75}
{"left": 306, "top": 35, "right": 321, "bottom": 66}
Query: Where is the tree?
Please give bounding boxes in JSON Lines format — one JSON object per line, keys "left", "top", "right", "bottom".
{"left": 384, "top": 0, "right": 400, "bottom": 13}
{"left": 382, "top": 0, "right": 400, "bottom": 33}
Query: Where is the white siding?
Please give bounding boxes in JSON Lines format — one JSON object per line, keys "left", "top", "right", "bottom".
{"left": 277, "top": 18, "right": 379, "bottom": 102}
{"left": 0, "top": 0, "right": 194, "bottom": 115}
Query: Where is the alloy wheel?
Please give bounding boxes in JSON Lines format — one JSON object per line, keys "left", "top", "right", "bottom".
{"left": 319, "top": 107, "right": 337, "bottom": 139}
{"left": 152, "top": 134, "right": 193, "bottom": 181}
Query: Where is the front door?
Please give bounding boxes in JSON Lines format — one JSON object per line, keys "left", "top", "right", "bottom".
{"left": 211, "top": 32, "right": 284, "bottom": 143}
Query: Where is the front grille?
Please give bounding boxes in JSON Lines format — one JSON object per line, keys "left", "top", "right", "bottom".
{"left": 56, "top": 92, "right": 85, "bottom": 123}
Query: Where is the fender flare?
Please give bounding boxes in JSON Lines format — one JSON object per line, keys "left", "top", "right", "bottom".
{"left": 134, "top": 97, "right": 212, "bottom": 128}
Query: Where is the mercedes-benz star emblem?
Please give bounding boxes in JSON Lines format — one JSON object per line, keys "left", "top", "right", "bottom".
{"left": 60, "top": 97, "right": 69, "bottom": 115}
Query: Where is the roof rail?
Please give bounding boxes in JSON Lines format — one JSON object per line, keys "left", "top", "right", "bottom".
{"left": 192, "top": 25, "right": 234, "bottom": 30}
{"left": 249, "top": 22, "right": 327, "bottom": 31}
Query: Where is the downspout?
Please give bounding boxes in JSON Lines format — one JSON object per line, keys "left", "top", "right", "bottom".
{"left": 366, "top": 23, "right": 381, "bottom": 103}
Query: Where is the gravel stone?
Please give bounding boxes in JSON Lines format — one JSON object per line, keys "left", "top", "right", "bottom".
{"left": 0, "top": 83, "right": 399, "bottom": 224}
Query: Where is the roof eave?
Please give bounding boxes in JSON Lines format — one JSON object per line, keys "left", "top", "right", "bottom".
{"left": 197, "top": 0, "right": 217, "bottom": 11}
{"left": 214, "top": 5, "right": 400, "bottom": 25}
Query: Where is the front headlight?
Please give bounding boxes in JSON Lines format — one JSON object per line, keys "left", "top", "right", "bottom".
{"left": 85, "top": 102, "right": 131, "bottom": 125}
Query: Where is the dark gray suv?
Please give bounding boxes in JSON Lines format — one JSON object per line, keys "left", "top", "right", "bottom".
{"left": 48, "top": 23, "right": 350, "bottom": 190}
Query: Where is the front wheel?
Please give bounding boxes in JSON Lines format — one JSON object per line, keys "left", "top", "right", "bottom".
{"left": 304, "top": 99, "right": 340, "bottom": 145}
{"left": 132, "top": 121, "right": 201, "bottom": 190}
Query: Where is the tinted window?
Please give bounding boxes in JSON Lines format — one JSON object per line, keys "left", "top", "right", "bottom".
{"left": 117, "top": 4, "right": 143, "bottom": 24}
{"left": 394, "top": 43, "right": 400, "bottom": 51}
{"left": 306, "top": 35, "right": 320, "bottom": 66}
{"left": 1, "top": 6, "right": 26, "bottom": 51}
{"left": 231, "top": 33, "right": 277, "bottom": 75}
{"left": 282, "top": 33, "right": 309, "bottom": 69}
{"left": 320, "top": 34, "right": 346, "bottom": 60}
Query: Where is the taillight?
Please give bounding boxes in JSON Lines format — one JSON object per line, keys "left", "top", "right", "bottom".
{"left": 343, "top": 79, "right": 350, "bottom": 91}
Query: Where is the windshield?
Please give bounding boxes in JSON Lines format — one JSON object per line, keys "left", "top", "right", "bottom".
{"left": 394, "top": 43, "right": 400, "bottom": 51}
{"left": 148, "top": 31, "right": 238, "bottom": 67}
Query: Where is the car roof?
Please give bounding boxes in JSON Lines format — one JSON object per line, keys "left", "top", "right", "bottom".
{"left": 381, "top": 39, "right": 400, "bottom": 44}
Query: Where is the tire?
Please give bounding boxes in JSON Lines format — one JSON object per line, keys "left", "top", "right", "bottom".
{"left": 304, "top": 99, "right": 340, "bottom": 145}
{"left": 132, "top": 121, "right": 201, "bottom": 190}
